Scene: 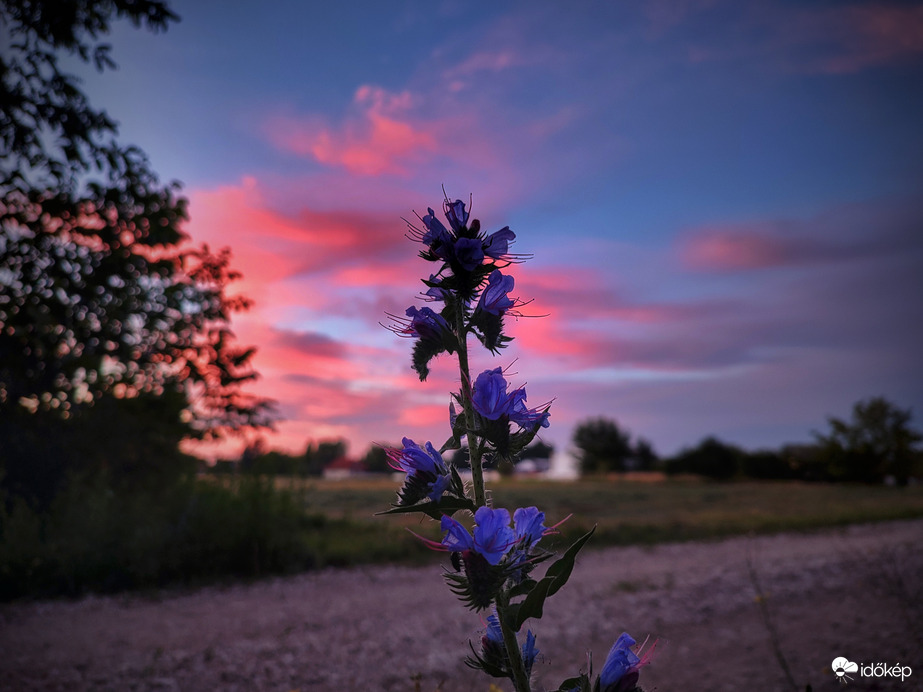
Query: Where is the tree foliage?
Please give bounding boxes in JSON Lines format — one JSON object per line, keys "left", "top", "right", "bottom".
{"left": 360, "top": 444, "right": 392, "bottom": 474}
{"left": 813, "top": 397, "right": 921, "bottom": 484}
{"left": 632, "top": 437, "right": 658, "bottom": 471}
{"left": 519, "top": 440, "right": 552, "bottom": 460}
{"left": 664, "top": 436, "right": 741, "bottom": 480}
{"left": 1, "top": 0, "right": 273, "bottom": 501}
{"left": 235, "top": 438, "right": 351, "bottom": 477}
{"left": 0, "top": 0, "right": 273, "bottom": 428}
{"left": 572, "top": 417, "right": 632, "bottom": 475}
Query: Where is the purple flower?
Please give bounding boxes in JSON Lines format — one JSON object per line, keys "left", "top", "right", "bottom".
{"left": 513, "top": 506, "right": 546, "bottom": 547}
{"left": 387, "top": 437, "right": 446, "bottom": 475}
{"left": 483, "top": 226, "right": 515, "bottom": 259}
{"left": 471, "top": 367, "right": 517, "bottom": 421}
{"left": 454, "top": 236, "right": 485, "bottom": 271}
{"left": 444, "top": 199, "right": 469, "bottom": 231}
{"left": 509, "top": 393, "right": 551, "bottom": 430}
{"left": 471, "top": 367, "right": 551, "bottom": 430}
{"left": 521, "top": 629, "right": 539, "bottom": 675}
{"left": 423, "top": 274, "right": 450, "bottom": 302}
{"left": 404, "top": 306, "right": 449, "bottom": 341}
{"left": 472, "top": 506, "right": 515, "bottom": 564}
{"left": 421, "top": 207, "right": 451, "bottom": 246}
{"left": 485, "top": 613, "right": 503, "bottom": 644}
{"left": 482, "top": 614, "right": 539, "bottom": 676}
{"left": 476, "top": 270, "right": 515, "bottom": 316}
{"left": 504, "top": 506, "right": 551, "bottom": 584}
{"left": 440, "top": 514, "right": 475, "bottom": 552}
{"left": 438, "top": 506, "right": 515, "bottom": 565}
{"left": 386, "top": 437, "right": 451, "bottom": 502}
{"left": 600, "top": 633, "right": 641, "bottom": 692}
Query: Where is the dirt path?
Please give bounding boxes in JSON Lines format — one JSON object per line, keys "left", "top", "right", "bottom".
{"left": 2, "top": 519, "right": 921, "bottom": 691}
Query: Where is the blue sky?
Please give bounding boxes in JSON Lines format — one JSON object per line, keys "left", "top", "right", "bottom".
{"left": 72, "top": 0, "right": 923, "bottom": 460}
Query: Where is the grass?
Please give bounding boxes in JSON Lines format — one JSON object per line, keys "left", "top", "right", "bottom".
{"left": 4, "top": 474, "right": 922, "bottom": 600}
{"left": 302, "top": 475, "right": 923, "bottom": 551}
{"left": 0, "top": 474, "right": 430, "bottom": 600}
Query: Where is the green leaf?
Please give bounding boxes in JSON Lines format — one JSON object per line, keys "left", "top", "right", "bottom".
{"left": 508, "top": 577, "right": 538, "bottom": 599}
{"left": 512, "top": 525, "right": 596, "bottom": 631}
{"left": 554, "top": 674, "right": 591, "bottom": 692}
{"left": 411, "top": 338, "right": 445, "bottom": 381}
{"left": 440, "top": 407, "right": 467, "bottom": 454}
{"left": 449, "top": 464, "right": 468, "bottom": 500}
{"left": 375, "top": 495, "right": 476, "bottom": 520}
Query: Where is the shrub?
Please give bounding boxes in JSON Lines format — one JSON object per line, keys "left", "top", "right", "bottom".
{"left": 0, "top": 474, "right": 322, "bottom": 600}
{"left": 739, "top": 450, "right": 796, "bottom": 480}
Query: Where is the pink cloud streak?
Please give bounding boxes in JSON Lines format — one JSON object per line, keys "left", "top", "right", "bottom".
{"left": 265, "top": 85, "right": 439, "bottom": 176}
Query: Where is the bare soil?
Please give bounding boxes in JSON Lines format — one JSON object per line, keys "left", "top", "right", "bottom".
{"left": 1, "top": 519, "right": 921, "bottom": 692}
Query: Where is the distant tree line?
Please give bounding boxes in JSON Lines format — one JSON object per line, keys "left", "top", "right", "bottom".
{"left": 571, "top": 417, "right": 657, "bottom": 475}
{"left": 572, "top": 397, "right": 922, "bottom": 485}
{"left": 207, "top": 439, "right": 555, "bottom": 477}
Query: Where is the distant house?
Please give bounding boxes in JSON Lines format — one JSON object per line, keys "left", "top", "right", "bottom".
{"left": 516, "top": 457, "right": 552, "bottom": 475}
{"left": 322, "top": 456, "right": 368, "bottom": 480}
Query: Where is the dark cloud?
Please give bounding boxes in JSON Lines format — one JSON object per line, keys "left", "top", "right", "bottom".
{"left": 271, "top": 328, "right": 347, "bottom": 359}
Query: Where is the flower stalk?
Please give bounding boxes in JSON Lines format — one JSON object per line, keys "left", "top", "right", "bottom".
{"left": 497, "top": 593, "right": 532, "bottom": 692}
{"left": 455, "top": 298, "right": 488, "bottom": 508}
{"left": 381, "top": 193, "right": 653, "bottom": 692}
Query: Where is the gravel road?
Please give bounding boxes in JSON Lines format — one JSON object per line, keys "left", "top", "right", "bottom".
{"left": 2, "top": 519, "right": 921, "bottom": 691}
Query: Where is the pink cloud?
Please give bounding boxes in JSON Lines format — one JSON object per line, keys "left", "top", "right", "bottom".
{"left": 814, "top": 4, "right": 923, "bottom": 74}
{"left": 330, "top": 259, "right": 419, "bottom": 289}
{"left": 185, "top": 179, "right": 306, "bottom": 299}
{"left": 186, "top": 178, "right": 412, "bottom": 290}
{"left": 677, "top": 2, "right": 923, "bottom": 75}
{"left": 397, "top": 404, "right": 447, "bottom": 429}
{"left": 676, "top": 200, "right": 915, "bottom": 273}
{"left": 679, "top": 229, "right": 794, "bottom": 271}
{"left": 264, "top": 86, "right": 439, "bottom": 176}
{"left": 517, "top": 264, "right": 695, "bottom": 323}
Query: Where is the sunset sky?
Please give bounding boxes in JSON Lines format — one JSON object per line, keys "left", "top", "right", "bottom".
{"left": 73, "top": 0, "right": 923, "bottom": 463}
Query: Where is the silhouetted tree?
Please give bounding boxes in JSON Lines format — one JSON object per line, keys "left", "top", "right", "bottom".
{"left": 814, "top": 397, "right": 921, "bottom": 485}
{"left": 0, "top": 0, "right": 273, "bottom": 503}
{"left": 520, "top": 440, "right": 554, "bottom": 461}
{"left": 665, "top": 436, "right": 741, "bottom": 480}
{"left": 573, "top": 417, "right": 632, "bottom": 475}
{"left": 360, "top": 445, "right": 393, "bottom": 474}
{"left": 631, "top": 437, "right": 658, "bottom": 471}
{"left": 300, "top": 439, "right": 348, "bottom": 476}
{"left": 739, "top": 449, "right": 795, "bottom": 480}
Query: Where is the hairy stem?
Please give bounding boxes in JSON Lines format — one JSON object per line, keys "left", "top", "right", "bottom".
{"left": 456, "top": 301, "right": 487, "bottom": 508}
{"left": 497, "top": 593, "right": 531, "bottom": 692}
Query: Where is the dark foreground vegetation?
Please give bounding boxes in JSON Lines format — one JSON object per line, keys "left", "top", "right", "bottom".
{"left": 0, "top": 473, "right": 429, "bottom": 601}
{"left": 4, "top": 473, "right": 923, "bottom": 601}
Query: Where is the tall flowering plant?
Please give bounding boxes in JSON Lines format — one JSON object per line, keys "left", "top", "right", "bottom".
{"left": 382, "top": 194, "right": 653, "bottom": 692}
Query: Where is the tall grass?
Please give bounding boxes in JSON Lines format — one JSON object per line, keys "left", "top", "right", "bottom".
{"left": 0, "top": 474, "right": 424, "bottom": 600}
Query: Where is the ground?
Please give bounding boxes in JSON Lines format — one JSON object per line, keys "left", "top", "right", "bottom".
{"left": 1, "top": 519, "right": 920, "bottom": 691}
